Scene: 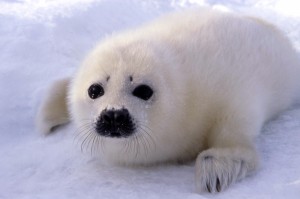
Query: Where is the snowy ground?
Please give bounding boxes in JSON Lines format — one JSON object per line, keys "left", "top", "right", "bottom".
{"left": 0, "top": 0, "right": 300, "bottom": 198}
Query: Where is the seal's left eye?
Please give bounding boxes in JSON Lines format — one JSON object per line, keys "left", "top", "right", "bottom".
{"left": 88, "top": 84, "right": 104, "bottom": 99}
{"left": 132, "top": 84, "right": 153, "bottom": 101}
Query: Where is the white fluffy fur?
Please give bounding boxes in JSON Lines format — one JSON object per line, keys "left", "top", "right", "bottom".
{"left": 36, "top": 8, "right": 300, "bottom": 193}
{"left": 36, "top": 78, "right": 70, "bottom": 134}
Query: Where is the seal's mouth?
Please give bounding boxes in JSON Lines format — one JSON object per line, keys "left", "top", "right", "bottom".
{"left": 95, "top": 108, "right": 135, "bottom": 138}
{"left": 100, "top": 128, "right": 135, "bottom": 138}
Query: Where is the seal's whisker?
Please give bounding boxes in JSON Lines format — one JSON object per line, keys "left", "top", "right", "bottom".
{"left": 80, "top": 130, "right": 94, "bottom": 153}
{"left": 74, "top": 124, "right": 94, "bottom": 147}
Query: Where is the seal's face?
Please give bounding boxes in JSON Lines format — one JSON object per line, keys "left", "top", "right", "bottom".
{"left": 70, "top": 40, "right": 202, "bottom": 165}
{"left": 87, "top": 80, "right": 154, "bottom": 138}
{"left": 70, "top": 41, "right": 177, "bottom": 164}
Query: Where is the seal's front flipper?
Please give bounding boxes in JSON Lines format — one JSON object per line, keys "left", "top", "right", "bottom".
{"left": 36, "top": 78, "right": 71, "bottom": 135}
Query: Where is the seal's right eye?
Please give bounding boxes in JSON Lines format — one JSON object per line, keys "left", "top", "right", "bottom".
{"left": 88, "top": 84, "right": 104, "bottom": 99}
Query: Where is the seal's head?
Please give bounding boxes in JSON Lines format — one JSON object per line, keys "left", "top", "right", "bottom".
{"left": 69, "top": 37, "right": 202, "bottom": 165}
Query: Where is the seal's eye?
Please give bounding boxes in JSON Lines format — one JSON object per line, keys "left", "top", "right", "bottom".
{"left": 132, "top": 84, "right": 153, "bottom": 101}
{"left": 88, "top": 84, "right": 104, "bottom": 99}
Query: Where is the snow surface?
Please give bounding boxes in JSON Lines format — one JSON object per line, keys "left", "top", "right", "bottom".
{"left": 0, "top": 0, "right": 300, "bottom": 198}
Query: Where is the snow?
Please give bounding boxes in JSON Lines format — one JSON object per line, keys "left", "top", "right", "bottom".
{"left": 0, "top": 0, "right": 300, "bottom": 198}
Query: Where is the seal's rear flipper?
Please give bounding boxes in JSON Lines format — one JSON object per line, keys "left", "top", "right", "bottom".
{"left": 36, "top": 78, "right": 70, "bottom": 135}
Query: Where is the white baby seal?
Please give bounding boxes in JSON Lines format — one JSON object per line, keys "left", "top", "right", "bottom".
{"left": 36, "top": 8, "right": 300, "bottom": 193}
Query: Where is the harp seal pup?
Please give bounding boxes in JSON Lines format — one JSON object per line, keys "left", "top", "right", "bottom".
{"left": 36, "top": 8, "right": 300, "bottom": 193}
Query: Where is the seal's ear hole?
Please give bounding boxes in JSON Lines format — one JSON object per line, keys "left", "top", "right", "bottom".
{"left": 88, "top": 84, "right": 104, "bottom": 99}
{"left": 132, "top": 85, "right": 153, "bottom": 101}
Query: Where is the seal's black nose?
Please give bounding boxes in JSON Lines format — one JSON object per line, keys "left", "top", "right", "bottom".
{"left": 101, "top": 109, "right": 129, "bottom": 126}
{"left": 96, "top": 108, "right": 134, "bottom": 138}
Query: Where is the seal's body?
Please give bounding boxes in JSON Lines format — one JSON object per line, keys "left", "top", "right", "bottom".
{"left": 36, "top": 8, "right": 300, "bottom": 193}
